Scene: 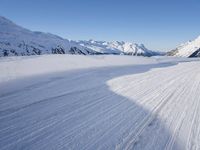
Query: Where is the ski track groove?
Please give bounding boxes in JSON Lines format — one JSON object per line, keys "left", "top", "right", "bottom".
{"left": 1, "top": 61, "right": 200, "bottom": 149}
{"left": 124, "top": 63, "right": 200, "bottom": 150}
{"left": 114, "top": 65, "right": 197, "bottom": 149}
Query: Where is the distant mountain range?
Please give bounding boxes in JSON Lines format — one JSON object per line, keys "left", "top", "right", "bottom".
{"left": 76, "top": 40, "right": 161, "bottom": 56}
{"left": 0, "top": 16, "right": 162, "bottom": 57}
{"left": 167, "top": 36, "right": 200, "bottom": 57}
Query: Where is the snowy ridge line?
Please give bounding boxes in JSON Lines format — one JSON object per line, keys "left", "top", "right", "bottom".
{"left": 167, "top": 36, "right": 200, "bottom": 57}
{"left": 0, "top": 16, "right": 162, "bottom": 57}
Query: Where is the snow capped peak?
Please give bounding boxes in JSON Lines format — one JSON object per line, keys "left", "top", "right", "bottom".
{"left": 168, "top": 35, "right": 200, "bottom": 57}
{"left": 112, "top": 41, "right": 125, "bottom": 45}
{"left": 0, "top": 16, "right": 98, "bottom": 56}
{"left": 76, "top": 40, "right": 160, "bottom": 56}
{"left": 88, "top": 39, "right": 95, "bottom": 43}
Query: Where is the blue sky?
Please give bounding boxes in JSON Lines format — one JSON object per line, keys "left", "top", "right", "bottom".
{"left": 0, "top": 0, "right": 200, "bottom": 51}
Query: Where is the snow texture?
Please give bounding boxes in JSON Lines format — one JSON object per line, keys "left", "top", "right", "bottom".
{"left": 0, "top": 55, "right": 200, "bottom": 150}
{"left": 168, "top": 36, "right": 200, "bottom": 57}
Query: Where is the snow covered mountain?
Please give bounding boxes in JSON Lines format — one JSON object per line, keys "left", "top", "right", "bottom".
{"left": 167, "top": 36, "right": 200, "bottom": 57}
{"left": 0, "top": 16, "right": 97, "bottom": 56}
{"left": 77, "top": 40, "right": 161, "bottom": 56}
{"left": 0, "top": 16, "right": 161, "bottom": 57}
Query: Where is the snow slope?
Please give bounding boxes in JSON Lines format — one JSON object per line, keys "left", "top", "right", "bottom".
{"left": 0, "top": 55, "right": 200, "bottom": 150}
{"left": 167, "top": 36, "right": 200, "bottom": 57}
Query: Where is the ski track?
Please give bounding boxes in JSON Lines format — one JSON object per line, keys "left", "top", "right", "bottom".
{"left": 1, "top": 61, "right": 200, "bottom": 150}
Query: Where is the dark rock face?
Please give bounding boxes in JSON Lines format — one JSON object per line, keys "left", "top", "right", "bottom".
{"left": 189, "top": 48, "right": 200, "bottom": 57}
{"left": 52, "top": 46, "right": 65, "bottom": 54}
{"left": 166, "top": 36, "right": 200, "bottom": 57}
{"left": 69, "top": 47, "right": 86, "bottom": 55}
{"left": 3, "top": 50, "right": 9, "bottom": 56}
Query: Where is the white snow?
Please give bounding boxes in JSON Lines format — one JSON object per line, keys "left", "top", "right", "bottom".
{"left": 171, "top": 36, "right": 200, "bottom": 57}
{"left": 0, "top": 55, "right": 156, "bottom": 83}
{"left": 0, "top": 55, "right": 200, "bottom": 150}
{"left": 76, "top": 40, "right": 157, "bottom": 55}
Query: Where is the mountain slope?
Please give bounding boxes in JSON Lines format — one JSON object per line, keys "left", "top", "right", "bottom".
{"left": 77, "top": 40, "right": 161, "bottom": 56}
{"left": 0, "top": 16, "right": 161, "bottom": 57}
{"left": 167, "top": 36, "right": 200, "bottom": 57}
{"left": 0, "top": 16, "right": 96, "bottom": 56}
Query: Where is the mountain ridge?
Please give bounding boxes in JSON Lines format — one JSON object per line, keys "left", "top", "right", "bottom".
{"left": 167, "top": 36, "right": 200, "bottom": 57}
{"left": 0, "top": 16, "right": 162, "bottom": 57}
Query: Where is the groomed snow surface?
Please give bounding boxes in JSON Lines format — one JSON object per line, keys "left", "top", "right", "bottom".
{"left": 0, "top": 55, "right": 200, "bottom": 150}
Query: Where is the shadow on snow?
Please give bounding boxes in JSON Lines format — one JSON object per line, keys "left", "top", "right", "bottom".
{"left": 0, "top": 62, "right": 182, "bottom": 149}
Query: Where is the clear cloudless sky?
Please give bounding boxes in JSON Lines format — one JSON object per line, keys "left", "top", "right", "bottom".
{"left": 0, "top": 0, "right": 200, "bottom": 51}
